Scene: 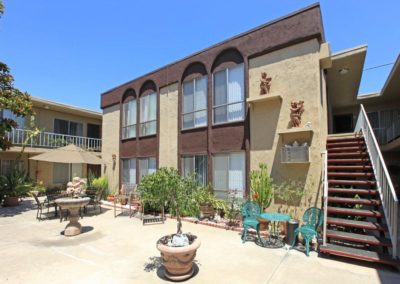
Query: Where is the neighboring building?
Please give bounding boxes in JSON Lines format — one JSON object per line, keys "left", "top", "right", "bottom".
{"left": 101, "top": 3, "right": 400, "bottom": 264}
{"left": 0, "top": 96, "right": 102, "bottom": 187}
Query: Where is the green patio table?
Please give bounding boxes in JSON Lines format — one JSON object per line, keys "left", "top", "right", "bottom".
{"left": 257, "top": 212, "right": 291, "bottom": 248}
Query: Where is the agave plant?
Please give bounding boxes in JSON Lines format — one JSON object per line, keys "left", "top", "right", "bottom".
{"left": 0, "top": 167, "right": 31, "bottom": 198}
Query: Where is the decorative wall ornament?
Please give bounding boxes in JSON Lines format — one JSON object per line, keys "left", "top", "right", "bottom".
{"left": 260, "top": 72, "right": 272, "bottom": 95}
{"left": 290, "top": 100, "right": 305, "bottom": 127}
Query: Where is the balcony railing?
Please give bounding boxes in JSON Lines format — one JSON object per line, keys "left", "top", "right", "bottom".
{"left": 6, "top": 128, "right": 102, "bottom": 152}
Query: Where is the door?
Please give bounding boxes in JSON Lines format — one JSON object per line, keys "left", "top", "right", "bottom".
{"left": 333, "top": 114, "right": 353, "bottom": 133}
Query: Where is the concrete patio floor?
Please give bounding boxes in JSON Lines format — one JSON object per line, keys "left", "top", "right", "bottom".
{"left": 0, "top": 199, "right": 399, "bottom": 284}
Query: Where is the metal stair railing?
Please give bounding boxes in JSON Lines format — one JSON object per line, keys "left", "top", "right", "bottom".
{"left": 355, "top": 104, "right": 399, "bottom": 258}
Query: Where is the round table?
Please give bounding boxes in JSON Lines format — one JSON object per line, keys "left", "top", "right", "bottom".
{"left": 257, "top": 212, "right": 291, "bottom": 248}
{"left": 55, "top": 197, "right": 90, "bottom": 236}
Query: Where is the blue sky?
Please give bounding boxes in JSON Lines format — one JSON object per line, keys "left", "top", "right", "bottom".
{"left": 0, "top": 0, "right": 399, "bottom": 112}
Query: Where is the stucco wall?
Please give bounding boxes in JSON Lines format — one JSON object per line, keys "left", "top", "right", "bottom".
{"left": 32, "top": 107, "right": 101, "bottom": 135}
{"left": 101, "top": 104, "right": 120, "bottom": 193}
{"left": 248, "top": 39, "right": 326, "bottom": 217}
{"left": 159, "top": 83, "right": 178, "bottom": 168}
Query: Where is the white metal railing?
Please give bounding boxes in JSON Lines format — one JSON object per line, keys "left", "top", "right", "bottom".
{"left": 6, "top": 128, "right": 102, "bottom": 152}
{"left": 355, "top": 104, "right": 399, "bottom": 259}
{"left": 322, "top": 150, "right": 328, "bottom": 246}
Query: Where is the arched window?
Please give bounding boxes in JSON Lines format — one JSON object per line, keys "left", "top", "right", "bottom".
{"left": 121, "top": 89, "right": 136, "bottom": 139}
{"left": 139, "top": 81, "right": 157, "bottom": 136}
{"left": 182, "top": 62, "right": 208, "bottom": 130}
{"left": 212, "top": 49, "right": 244, "bottom": 124}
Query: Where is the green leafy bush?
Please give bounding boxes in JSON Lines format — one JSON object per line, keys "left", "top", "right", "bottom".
{"left": 139, "top": 167, "right": 200, "bottom": 234}
{"left": 250, "top": 163, "right": 274, "bottom": 210}
{"left": 0, "top": 168, "right": 31, "bottom": 198}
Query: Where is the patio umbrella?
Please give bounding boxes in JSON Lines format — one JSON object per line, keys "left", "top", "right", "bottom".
{"left": 29, "top": 144, "right": 104, "bottom": 165}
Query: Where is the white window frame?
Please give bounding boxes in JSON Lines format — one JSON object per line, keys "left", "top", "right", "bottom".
{"left": 212, "top": 152, "right": 245, "bottom": 199}
{"left": 140, "top": 92, "right": 157, "bottom": 137}
{"left": 122, "top": 158, "right": 136, "bottom": 186}
{"left": 122, "top": 99, "right": 137, "bottom": 139}
{"left": 182, "top": 155, "right": 208, "bottom": 185}
{"left": 212, "top": 63, "right": 245, "bottom": 125}
{"left": 139, "top": 157, "right": 157, "bottom": 182}
{"left": 182, "top": 76, "right": 208, "bottom": 130}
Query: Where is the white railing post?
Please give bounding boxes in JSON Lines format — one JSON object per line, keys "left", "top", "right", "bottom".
{"left": 322, "top": 150, "right": 328, "bottom": 246}
{"left": 355, "top": 104, "right": 399, "bottom": 259}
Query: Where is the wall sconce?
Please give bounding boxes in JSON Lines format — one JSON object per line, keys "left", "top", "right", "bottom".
{"left": 112, "top": 154, "right": 116, "bottom": 161}
{"left": 112, "top": 154, "right": 117, "bottom": 170}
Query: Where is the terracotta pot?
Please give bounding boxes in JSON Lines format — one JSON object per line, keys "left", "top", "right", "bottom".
{"left": 157, "top": 235, "right": 201, "bottom": 281}
{"left": 279, "top": 221, "right": 288, "bottom": 236}
{"left": 106, "top": 195, "right": 115, "bottom": 202}
{"left": 199, "top": 203, "right": 215, "bottom": 218}
{"left": 257, "top": 218, "right": 270, "bottom": 231}
{"left": 4, "top": 196, "right": 19, "bottom": 207}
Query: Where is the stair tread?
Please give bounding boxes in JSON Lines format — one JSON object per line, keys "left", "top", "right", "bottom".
{"left": 328, "top": 152, "right": 368, "bottom": 157}
{"left": 328, "top": 197, "right": 380, "bottom": 205}
{"left": 328, "top": 172, "right": 374, "bottom": 177}
{"left": 328, "top": 165, "right": 372, "bottom": 170}
{"left": 328, "top": 158, "right": 370, "bottom": 163}
{"left": 328, "top": 147, "right": 366, "bottom": 152}
{"left": 327, "top": 217, "right": 386, "bottom": 231}
{"left": 326, "top": 229, "right": 391, "bottom": 246}
{"left": 327, "top": 206, "right": 382, "bottom": 217}
{"left": 319, "top": 244, "right": 399, "bottom": 265}
{"left": 327, "top": 141, "right": 366, "bottom": 147}
{"left": 328, "top": 188, "right": 378, "bottom": 195}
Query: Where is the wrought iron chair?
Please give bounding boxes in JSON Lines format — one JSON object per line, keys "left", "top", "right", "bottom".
{"left": 292, "top": 207, "right": 323, "bottom": 256}
{"left": 85, "top": 186, "right": 102, "bottom": 214}
{"left": 32, "top": 192, "right": 54, "bottom": 221}
{"left": 241, "top": 201, "right": 261, "bottom": 243}
{"left": 114, "top": 184, "right": 138, "bottom": 217}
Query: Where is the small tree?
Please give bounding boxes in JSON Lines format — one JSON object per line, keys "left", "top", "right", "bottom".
{"left": 139, "top": 167, "right": 199, "bottom": 235}
{"left": 250, "top": 163, "right": 274, "bottom": 210}
{"left": 0, "top": 1, "right": 34, "bottom": 151}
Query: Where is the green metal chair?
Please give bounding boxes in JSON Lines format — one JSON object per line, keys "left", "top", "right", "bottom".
{"left": 241, "top": 201, "right": 261, "bottom": 243}
{"left": 292, "top": 207, "right": 323, "bottom": 256}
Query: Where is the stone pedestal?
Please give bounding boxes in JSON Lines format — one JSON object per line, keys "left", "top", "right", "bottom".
{"left": 55, "top": 197, "right": 90, "bottom": 237}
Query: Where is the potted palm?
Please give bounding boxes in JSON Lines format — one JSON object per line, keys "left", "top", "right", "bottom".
{"left": 139, "top": 167, "right": 201, "bottom": 281}
{"left": 0, "top": 168, "right": 31, "bottom": 207}
{"left": 250, "top": 163, "right": 274, "bottom": 231}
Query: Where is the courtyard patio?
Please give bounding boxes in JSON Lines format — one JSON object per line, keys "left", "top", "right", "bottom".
{"left": 0, "top": 199, "right": 399, "bottom": 284}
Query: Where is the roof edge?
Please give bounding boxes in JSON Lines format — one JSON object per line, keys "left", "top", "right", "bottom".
{"left": 101, "top": 2, "right": 322, "bottom": 97}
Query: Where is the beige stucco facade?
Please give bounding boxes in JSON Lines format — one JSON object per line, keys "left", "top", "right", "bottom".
{"left": 159, "top": 83, "right": 178, "bottom": 168}
{"left": 1, "top": 98, "right": 102, "bottom": 188}
{"left": 101, "top": 104, "right": 120, "bottom": 193}
{"left": 248, "top": 39, "right": 327, "bottom": 217}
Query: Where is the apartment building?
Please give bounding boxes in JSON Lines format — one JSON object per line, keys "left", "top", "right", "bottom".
{"left": 0, "top": 96, "right": 102, "bottom": 187}
{"left": 101, "top": 3, "right": 400, "bottom": 263}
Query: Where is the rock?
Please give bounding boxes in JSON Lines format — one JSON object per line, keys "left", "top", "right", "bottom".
{"left": 169, "top": 234, "right": 189, "bottom": 247}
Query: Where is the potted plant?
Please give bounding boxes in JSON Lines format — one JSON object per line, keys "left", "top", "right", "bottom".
{"left": 196, "top": 184, "right": 215, "bottom": 219}
{"left": 225, "top": 189, "right": 244, "bottom": 227}
{"left": 139, "top": 167, "right": 201, "bottom": 281}
{"left": 91, "top": 176, "right": 109, "bottom": 200}
{"left": 0, "top": 168, "right": 31, "bottom": 207}
{"left": 250, "top": 163, "right": 274, "bottom": 231}
{"left": 275, "top": 179, "right": 310, "bottom": 244}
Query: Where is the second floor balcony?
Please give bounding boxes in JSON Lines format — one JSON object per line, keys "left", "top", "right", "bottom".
{"left": 6, "top": 128, "right": 102, "bottom": 152}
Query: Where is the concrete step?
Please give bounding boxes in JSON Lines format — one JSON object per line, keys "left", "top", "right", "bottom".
{"left": 319, "top": 243, "right": 399, "bottom": 266}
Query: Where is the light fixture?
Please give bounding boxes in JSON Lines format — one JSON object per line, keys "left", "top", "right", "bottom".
{"left": 338, "top": 67, "right": 350, "bottom": 75}
{"left": 44, "top": 105, "right": 50, "bottom": 109}
{"left": 112, "top": 154, "right": 116, "bottom": 161}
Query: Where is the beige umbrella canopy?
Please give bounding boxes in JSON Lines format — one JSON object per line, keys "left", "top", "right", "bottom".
{"left": 29, "top": 144, "right": 104, "bottom": 165}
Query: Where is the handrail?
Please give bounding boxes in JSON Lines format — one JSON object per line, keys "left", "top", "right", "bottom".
{"left": 322, "top": 150, "right": 328, "bottom": 246}
{"left": 6, "top": 128, "right": 102, "bottom": 152}
{"left": 355, "top": 104, "right": 398, "bottom": 259}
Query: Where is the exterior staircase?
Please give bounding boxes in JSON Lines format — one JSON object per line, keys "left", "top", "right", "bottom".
{"left": 320, "top": 134, "right": 399, "bottom": 266}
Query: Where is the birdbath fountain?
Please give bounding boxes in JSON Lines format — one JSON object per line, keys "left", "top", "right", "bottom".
{"left": 55, "top": 197, "right": 90, "bottom": 236}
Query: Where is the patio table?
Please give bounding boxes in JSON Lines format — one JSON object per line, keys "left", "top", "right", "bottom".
{"left": 257, "top": 212, "right": 290, "bottom": 248}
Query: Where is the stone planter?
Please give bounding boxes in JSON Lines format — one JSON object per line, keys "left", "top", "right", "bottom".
{"left": 258, "top": 218, "right": 270, "bottom": 231}
{"left": 106, "top": 195, "right": 115, "bottom": 202}
{"left": 4, "top": 196, "right": 19, "bottom": 207}
{"left": 279, "top": 221, "right": 287, "bottom": 236}
{"left": 156, "top": 234, "right": 201, "bottom": 281}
